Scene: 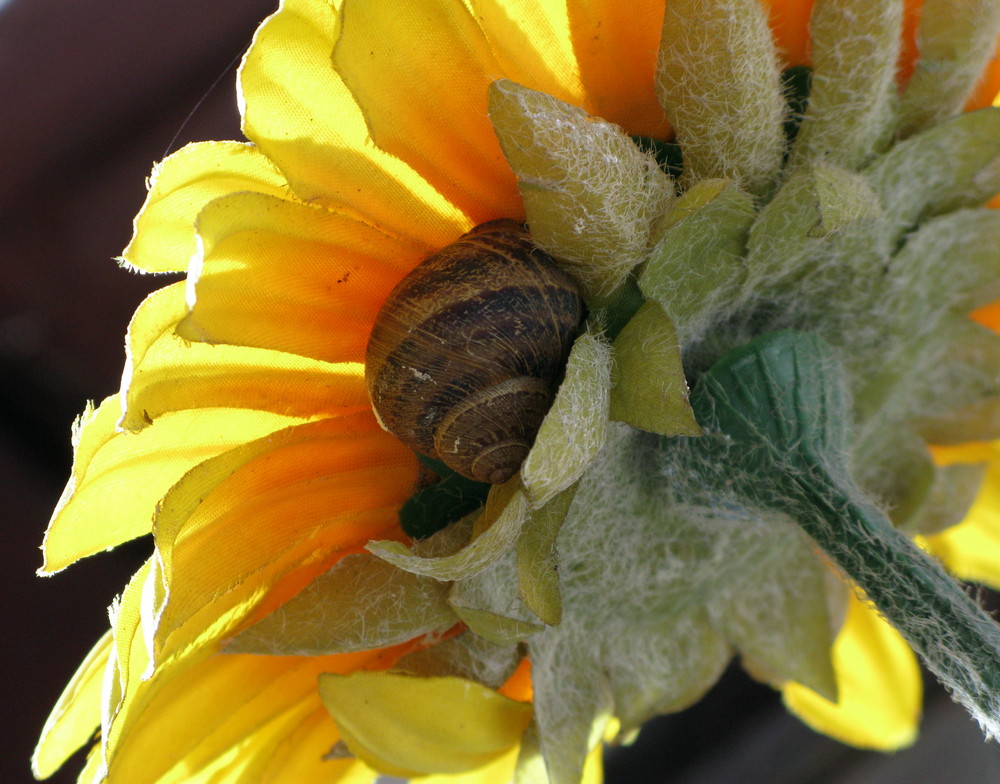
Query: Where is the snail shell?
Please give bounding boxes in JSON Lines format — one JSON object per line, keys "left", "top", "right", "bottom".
{"left": 365, "top": 220, "right": 584, "bottom": 484}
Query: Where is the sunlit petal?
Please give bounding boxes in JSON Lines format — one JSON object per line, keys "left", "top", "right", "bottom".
{"left": 40, "top": 397, "right": 303, "bottom": 573}
{"left": 783, "top": 595, "right": 921, "bottom": 750}
{"left": 122, "top": 142, "right": 288, "bottom": 274}
{"left": 180, "top": 191, "right": 431, "bottom": 363}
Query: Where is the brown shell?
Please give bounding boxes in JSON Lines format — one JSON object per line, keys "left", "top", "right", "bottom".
{"left": 365, "top": 220, "right": 584, "bottom": 484}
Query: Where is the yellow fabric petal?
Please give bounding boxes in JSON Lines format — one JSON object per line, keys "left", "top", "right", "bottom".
{"left": 782, "top": 594, "right": 921, "bottom": 750}
{"left": 925, "top": 459, "right": 1000, "bottom": 590}
{"left": 102, "top": 556, "right": 409, "bottom": 784}
{"left": 149, "top": 412, "right": 417, "bottom": 665}
{"left": 155, "top": 701, "right": 369, "bottom": 784}
{"left": 32, "top": 631, "right": 110, "bottom": 779}
{"left": 580, "top": 739, "right": 604, "bottom": 784}
{"left": 566, "top": 0, "right": 670, "bottom": 137}
{"left": 416, "top": 734, "right": 603, "bottom": 784}
{"left": 121, "top": 141, "right": 288, "bottom": 274}
{"left": 179, "top": 191, "right": 430, "bottom": 364}
{"left": 332, "top": 0, "right": 522, "bottom": 224}
{"left": 258, "top": 709, "right": 377, "bottom": 784}
{"left": 40, "top": 396, "right": 304, "bottom": 574}
{"left": 105, "top": 645, "right": 406, "bottom": 784}
{"left": 121, "top": 282, "right": 368, "bottom": 430}
{"left": 468, "top": 0, "right": 584, "bottom": 104}
{"left": 104, "top": 559, "right": 154, "bottom": 770}
{"left": 318, "top": 671, "right": 533, "bottom": 777}
{"left": 417, "top": 747, "right": 519, "bottom": 784}
{"left": 239, "top": 0, "right": 469, "bottom": 244}
{"left": 76, "top": 743, "right": 104, "bottom": 784}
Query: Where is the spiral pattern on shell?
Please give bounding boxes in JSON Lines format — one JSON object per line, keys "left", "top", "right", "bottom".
{"left": 365, "top": 220, "right": 585, "bottom": 484}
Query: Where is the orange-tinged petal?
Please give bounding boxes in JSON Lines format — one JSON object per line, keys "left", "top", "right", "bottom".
{"left": 761, "top": 0, "right": 815, "bottom": 66}
{"left": 899, "top": 0, "right": 924, "bottom": 85}
{"left": 122, "top": 142, "right": 288, "bottom": 274}
{"left": 972, "top": 298, "right": 1000, "bottom": 332}
{"left": 565, "top": 0, "right": 671, "bottom": 138}
{"left": 179, "top": 191, "right": 429, "bottom": 364}
{"left": 925, "top": 460, "right": 1000, "bottom": 590}
{"left": 783, "top": 594, "right": 921, "bottom": 750}
{"left": 498, "top": 657, "right": 533, "bottom": 702}
{"left": 122, "top": 282, "right": 369, "bottom": 430}
{"left": 318, "top": 671, "right": 533, "bottom": 777}
{"left": 149, "top": 413, "right": 416, "bottom": 664}
{"left": 762, "top": 0, "right": 923, "bottom": 81}
{"left": 332, "top": 0, "right": 522, "bottom": 224}
{"left": 32, "top": 631, "right": 110, "bottom": 779}
{"left": 239, "top": 0, "right": 469, "bottom": 244}
{"left": 40, "top": 397, "right": 304, "bottom": 574}
{"left": 967, "top": 33, "right": 1000, "bottom": 109}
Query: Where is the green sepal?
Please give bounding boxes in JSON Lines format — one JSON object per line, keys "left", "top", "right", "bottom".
{"left": 224, "top": 553, "right": 456, "bottom": 655}
{"left": 853, "top": 211, "right": 1000, "bottom": 425}
{"left": 488, "top": 79, "right": 674, "bottom": 303}
{"left": 609, "top": 301, "right": 701, "bottom": 437}
{"left": 875, "top": 433, "right": 938, "bottom": 530}
{"left": 367, "top": 479, "right": 528, "bottom": 581}
{"left": 639, "top": 178, "right": 754, "bottom": 334}
{"left": 631, "top": 135, "right": 684, "bottom": 180}
{"left": 593, "top": 276, "right": 644, "bottom": 342}
{"left": 599, "top": 610, "right": 731, "bottom": 736}
{"left": 517, "top": 484, "right": 578, "bottom": 625}
{"left": 917, "top": 397, "right": 1000, "bottom": 447}
{"left": 449, "top": 545, "right": 545, "bottom": 643}
{"left": 936, "top": 319, "right": 1000, "bottom": 410}
{"left": 522, "top": 328, "right": 612, "bottom": 508}
{"left": 746, "top": 161, "right": 883, "bottom": 290}
{"left": 889, "top": 209, "right": 1000, "bottom": 317}
{"left": 713, "top": 524, "right": 840, "bottom": 701}
{"left": 655, "top": 0, "right": 785, "bottom": 199}
{"left": 898, "top": 0, "right": 1000, "bottom": 136}
{"left": 787, "top": 0, "right": 901, "bottom": 170}
{"left": 448, "top": 603, "right": 544, "bottom": 646}
{"left": 901, "top": 460, "right": 989, "bottom": 538}
{"left": 527, "top": 630, "right": 614, "bottom": 784}
{"left": 393, "top": 632, "right": 521, "bottom": 690}
{"left": 399, "top": 456, "right": 491, "bottom": 540}
{"left": 865, "top": 107, "right": 1000, "bottom": 236}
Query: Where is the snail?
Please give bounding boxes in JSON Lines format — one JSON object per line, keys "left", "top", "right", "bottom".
{"left": 365, "top": 219, "right": 585, "bottom": 484}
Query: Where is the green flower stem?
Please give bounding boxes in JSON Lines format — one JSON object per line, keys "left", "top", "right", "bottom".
{"left": 692, "top": 330, "right": 1000, "bottom": 736}
{"left": 790, "top": 466, "right": 1000, "bottom": 734}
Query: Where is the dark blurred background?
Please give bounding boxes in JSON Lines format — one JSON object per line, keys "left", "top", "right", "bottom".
{"left": 3, "top": 1, "right": 999, "bottom": 783}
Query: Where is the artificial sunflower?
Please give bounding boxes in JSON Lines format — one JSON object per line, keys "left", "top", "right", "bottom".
{"left": 33, "top": 0, "right": 1000, "bottom": 783}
